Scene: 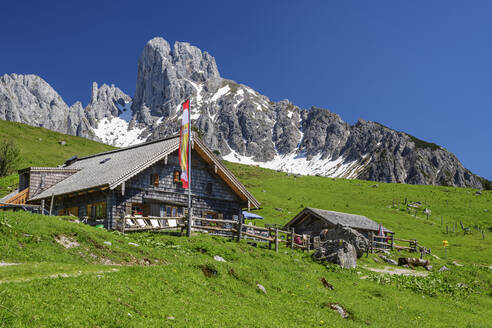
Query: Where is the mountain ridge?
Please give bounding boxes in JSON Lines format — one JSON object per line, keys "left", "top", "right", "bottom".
{"left": 0, "top": 37, "right": 483, "bottom": 188}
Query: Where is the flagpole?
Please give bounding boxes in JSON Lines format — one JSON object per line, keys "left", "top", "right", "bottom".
{"left": 187, "top": 99, "right": 192, "bottom": 237}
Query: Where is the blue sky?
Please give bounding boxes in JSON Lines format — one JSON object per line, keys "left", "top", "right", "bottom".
{"left": 1, "top": 1, "right": 490, "bottom": 180}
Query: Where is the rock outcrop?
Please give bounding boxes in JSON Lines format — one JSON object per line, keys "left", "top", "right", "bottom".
{"left": 313, "top": 239, "right": 357, "bottom": 269}
{"left": 0, "top": 74, "right": 76, "bottom": 134}
{"left": 320, "top": 224, "right": 369, "bottom": 257}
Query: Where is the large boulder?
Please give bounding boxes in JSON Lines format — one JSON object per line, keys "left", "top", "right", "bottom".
{"left": 312, "top": 239, "right": 357, "bottom": 269}
{"left": 320, "top": 224, "right": 369, "bottom": 257}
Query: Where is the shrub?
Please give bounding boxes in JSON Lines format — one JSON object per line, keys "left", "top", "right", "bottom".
{"left": 479, "top": 177, "right": 492, "bottom": 190}
{"left": 0, "top": 139, "right": 20, "bottom": 177}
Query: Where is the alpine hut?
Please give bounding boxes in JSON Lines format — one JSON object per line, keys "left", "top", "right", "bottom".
{"left": 284, "top": 207, "right": 393, "bottom": 237}
{"left": 12, "top": 134, "right": 260, "bottom": 229}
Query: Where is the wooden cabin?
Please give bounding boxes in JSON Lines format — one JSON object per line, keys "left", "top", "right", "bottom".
{"left": 284, "top": 207, "right": 393, "bottom": 237}
{"left": 12, "top": 134, "right": 260, "bottom": 229}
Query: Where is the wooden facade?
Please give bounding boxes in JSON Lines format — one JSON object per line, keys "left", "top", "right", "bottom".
{"left": 20, "top": 136, "right": 259, "bottom": 229}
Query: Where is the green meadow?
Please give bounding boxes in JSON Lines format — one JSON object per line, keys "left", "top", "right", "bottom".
{"left": 0, "top": 120, "right": 115, "bottom": 198}
{"left": 0, "top": 212, "right": 491, "bottom": 327}
{"left": 0, "top": 119, "right": 491, "bottom": 327}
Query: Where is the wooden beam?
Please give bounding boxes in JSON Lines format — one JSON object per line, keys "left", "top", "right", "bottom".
{"left": 121, "top": 181, "right": 125, "bottom": 196}
{"left": 164, "top": 155, "right": 168, "bottom": 165}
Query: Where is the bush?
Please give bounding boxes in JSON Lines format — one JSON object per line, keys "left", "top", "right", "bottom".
{"left": 480, "top": 177, "right": 492, "bottom": 190}
{"left": 0, "top": 139, "right": 20, "bottom": 177}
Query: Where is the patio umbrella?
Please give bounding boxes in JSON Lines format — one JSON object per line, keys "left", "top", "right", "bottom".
{"left": 377, "top": 224, "right": 385, "bottom": 237}
{"left": 242, "top": 211, "right": 264, "bottom": 220}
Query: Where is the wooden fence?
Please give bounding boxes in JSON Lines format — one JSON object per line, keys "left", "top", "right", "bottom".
{"left": 119, "top": 216, "right": 427, "bottom": 255}
{"left": 118, "top": 216, "right": 312, "bottom": 253}
{"left": 368, "top": 232, "right": 422, "bottom": 253}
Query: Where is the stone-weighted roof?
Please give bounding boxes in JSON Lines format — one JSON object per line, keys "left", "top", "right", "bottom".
{"left": 285, "top": 207, "right": 393, "bottom": 233}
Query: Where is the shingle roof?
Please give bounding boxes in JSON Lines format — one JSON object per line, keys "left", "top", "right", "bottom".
{"left": 286, "top": 207, "right": 393, "bottom": 233}
{"left": 29, "top": 135, "right": 260, "bottom": 208}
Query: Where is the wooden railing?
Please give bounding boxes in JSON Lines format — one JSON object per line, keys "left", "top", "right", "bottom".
{"left": 118, "top": 216, "right": 312, "bottom": 253}
{"left": 368, "top": 233, "right": 422, "bottom": 253}
{"left": 0, "top": 188, "right": 29, "bottom": 206}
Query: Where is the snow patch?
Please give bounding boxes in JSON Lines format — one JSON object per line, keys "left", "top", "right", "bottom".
{"left": 223, "top": 150, "right": 367, "bottom": 179}
{"left": 186, "top": 79, "right": 204, "bottom": 106}
{"left": 190, "top": 112, "right": 201, "bottom": 120}
{"left": 211, "top": 85, "right": 231, "bottom": 102}
{"left": 245, "top": 87, "right": 256, "bottom": 95}
{"left": 93, "top": 116, "right": 146, "bottom": 147}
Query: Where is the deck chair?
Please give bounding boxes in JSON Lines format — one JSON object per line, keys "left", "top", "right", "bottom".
{"left": 150, "top": 219, "right": 160, "bottom": 228}
{"left": 136, "top": 219, "right": 147, "bottom": 228}
{"left": 168, "top": 219, "right": 177, "bottom": 228}
{"left": 126, "top": 218, "right": 136, "bottom": 228}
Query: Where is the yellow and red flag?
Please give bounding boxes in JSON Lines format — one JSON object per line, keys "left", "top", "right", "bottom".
{"left": 179, "top": 99, "right": 190, "bottom": 189}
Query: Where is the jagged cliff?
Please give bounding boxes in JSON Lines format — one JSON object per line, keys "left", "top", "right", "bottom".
{"left": 0, "top": 37, "right": 482, "bottom": 188}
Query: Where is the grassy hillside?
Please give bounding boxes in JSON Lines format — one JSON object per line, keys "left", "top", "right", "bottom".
{"left": 0, "top": 212, "right": 491, "bottom": 327}
{"left": 0, "top": 120, "right": 491, "bottom": 326}
{"left": 0, "top": 119, "right": 115, "bottom": 197}
{"left": 225, "top": 162, "right": 492, "bottom": 266}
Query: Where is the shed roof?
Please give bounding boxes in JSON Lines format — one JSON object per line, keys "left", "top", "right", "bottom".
{"left": 285, "top": 207, "right": 393, "bottom": 233}
{"left": 29, "top": 135, "right": 260, "bottom": 208}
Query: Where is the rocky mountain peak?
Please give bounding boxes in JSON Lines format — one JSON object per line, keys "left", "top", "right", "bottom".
{"left": 132, "top": 37, "right": 222, "bottom": 124}
{"left": 0, "top": 37, "right": 484, "bottom": 188}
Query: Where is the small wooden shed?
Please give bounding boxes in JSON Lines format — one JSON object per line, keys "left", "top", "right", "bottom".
{"left": 284, "top": 207, "right": 393, "bottom": 237}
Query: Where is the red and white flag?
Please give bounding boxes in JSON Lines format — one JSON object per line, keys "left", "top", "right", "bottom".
{"left": 179, "top": 100, "right": 190, "bottom": 189}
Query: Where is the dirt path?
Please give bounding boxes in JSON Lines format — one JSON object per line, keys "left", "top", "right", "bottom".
{"left": 0, "top": 262, "right": 19, "bottom": 267}
{"left": 361, "top": 266, "right": 429, "bottom": 277}
{"left": 0, "top": 268, "right": 119, "bottom": 284}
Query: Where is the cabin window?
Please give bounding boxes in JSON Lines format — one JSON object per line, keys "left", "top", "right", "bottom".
{"left": 87, "top": 202, "right": 106, "bottom": 219}
{"left": 206, "top": 182, "right": 213, "bottom": 194}
{"left": 173, "top": 170, "right": 181, "bottom": 184}
{"left": 149, "top": 173, "right": 159, "bottom": 187}
{"left": 160, "top": 204, "right": 183, "bottom": 217}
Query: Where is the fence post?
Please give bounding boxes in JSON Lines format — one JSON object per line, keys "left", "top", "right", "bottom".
{"left": 290, "top": 228, "right": 295, "bottom": 249}
{"left": 274, "top": 228, "right": 279, "bottom": 253}
{"left": 49, "top": 193, "right": 54, "bottom": 216}
{"left": 41, "top": 200, "right": 45, "bottom": 216}
{"left": 391, "top": 234, "right": 394, "bottom": 250}
{"left": 237, "top": 218, "right": 243, "bottom": 242}
{"left": 268, "top": 228, "right": 272, "bottom": 250}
